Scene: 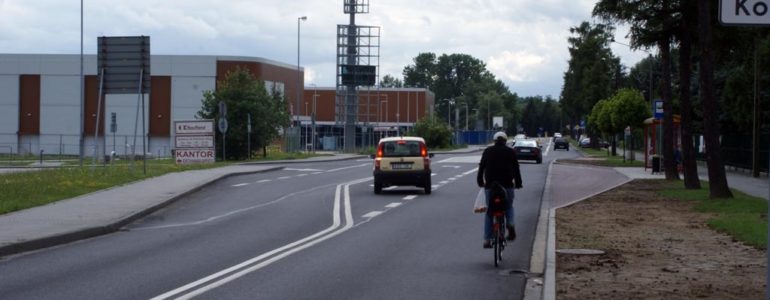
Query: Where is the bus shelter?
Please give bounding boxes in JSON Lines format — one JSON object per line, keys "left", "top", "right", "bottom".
{"left": 644, "top": 115, "right": 680, "bottom": 172}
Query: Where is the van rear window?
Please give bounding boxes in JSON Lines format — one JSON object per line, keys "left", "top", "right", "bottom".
{"left": 381, "top": 141, "right": 422, "bottom": 157}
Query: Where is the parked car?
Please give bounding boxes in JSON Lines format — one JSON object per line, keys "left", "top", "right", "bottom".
{"left": 554, "top": 137, "right": 569, "bottom": 150}
{"left": 371, "top": 136, "right": 434, "bottom": 194}
{"left": 579, "top": 138, "right": 609, "bottom": 148}
{"left": 580, "top": 138, "right": 591, "bottom": 148}
{"left": 512, "top": 139, "right": 542, "bottom": 164}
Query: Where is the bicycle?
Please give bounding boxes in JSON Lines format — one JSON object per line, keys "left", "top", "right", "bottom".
{"left": 488, "top": 184, "right": 508, "bottom": 267}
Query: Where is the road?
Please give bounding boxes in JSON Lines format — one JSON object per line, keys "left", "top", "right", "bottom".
{"left": 0, "top": 141, "right": 580, "bottom": 299}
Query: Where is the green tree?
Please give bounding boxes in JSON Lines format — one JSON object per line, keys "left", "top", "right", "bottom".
{"left": 197, "top": 67, "right": 289, "bottom": 160}
{"left": 560, "top": 22, "right": 618, "bottom": 143}
{"left": 409, "top": 115, "right": 452, "bottom": 149}
{"left": 609, "top": 88, "right": 649, "bottom": 137}
{"left": 380, "top": 74, "right": 403, "bottom": 88}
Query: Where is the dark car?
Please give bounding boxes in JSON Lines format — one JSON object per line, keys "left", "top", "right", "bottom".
{"left": 512, "top": 139, "right": 542, "bottom": 164}
{"left": 554, "top": 137, "right": 569, "bottom": 150}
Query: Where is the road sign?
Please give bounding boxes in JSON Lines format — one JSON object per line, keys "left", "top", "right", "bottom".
{"left": 110, "top": 112, "right": 117, "bottom": 133}
{"left": 175, "top": 149, "right": 215, "bottom": 164}
{"left": 218, "top": 101, "right": 227, "bottom": 117}
{"left": 97, "top": 36, "right": 151, "bottom": 94}
{"left": 218, "top": 118, "right": 228, "bottom": 133}
{"left": 654, "top": 99, "right": 664, "bottom": 119}
{"left": 175, "top": 120, "right": 214, "bottom": 135}
{"left": 175, "top": 135, "right": 214, "bottom": 148}
{"left": 720, "top": 0, "right": 770, "bottom": 26}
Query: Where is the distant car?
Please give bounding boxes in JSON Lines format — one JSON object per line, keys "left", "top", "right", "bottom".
{"left": 512, "top": 134, "right": 527, "bottom": 145}
{"left": 579, "top": 138, "right": 609, "bottom": 148}
{"left": 580, "top": 138, "right": 591, "bottom": 148}
{"left": 554, "top": 137, "right": 569, "bottom": 150}
{"left": 512, "top": 139, "right": 542, "bottom": 164}
{"left": 371, "top": 136, "right": 434, "bottom": 194}
{"left": 553, "top": 132, "right": 562, "bottom": 138}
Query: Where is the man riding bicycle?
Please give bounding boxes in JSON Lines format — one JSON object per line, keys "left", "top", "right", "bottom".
{"left": 477, "top": 131, "right": 523, "bottom": 248}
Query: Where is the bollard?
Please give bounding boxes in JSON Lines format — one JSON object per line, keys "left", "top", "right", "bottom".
{"left": 39, "top": 149, "right": 44, "bottom": 165}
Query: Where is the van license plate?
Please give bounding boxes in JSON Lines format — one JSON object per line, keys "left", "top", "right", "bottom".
{"left": 391, "top": 163, "right": 412, "bottom": 170}
{"left": 519, "top": 149, "right": 530, "bottom": 153}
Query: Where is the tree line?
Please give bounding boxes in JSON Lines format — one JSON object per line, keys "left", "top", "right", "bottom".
{"left": 562, "top": 1, "right": 770, "bottom": 198}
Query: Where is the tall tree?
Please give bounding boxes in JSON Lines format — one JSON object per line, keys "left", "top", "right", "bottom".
{"left": 560, "top": 22, "right": 617, "bottom": 143}
{"left": 698, "top": 0, "right": 732, "bottom": 198}
{"left": 594, "top": 0, "right": 680, "bottom": 180}
{"left": 677, "top": 0, "right": 701, "bottom": 189}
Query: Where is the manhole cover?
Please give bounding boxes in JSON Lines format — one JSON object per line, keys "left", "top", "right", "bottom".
{"left": 556, "top": 248, "right": 605, "bottom": 255}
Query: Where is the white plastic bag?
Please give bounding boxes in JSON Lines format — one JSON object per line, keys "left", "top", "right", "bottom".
{"left": 473, "top": 188, "right": 487, "bottom": 213}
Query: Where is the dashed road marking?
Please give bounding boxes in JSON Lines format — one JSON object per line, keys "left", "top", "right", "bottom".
{"left": 232, "top": 183, "right": 249, "bottom": 187}
{"left": 385, "top": 203, "right": 402, "bottom": 208}
{"left": 297, "top": 174, "right": 307, "bottom": 177}
{"left": 256, "top": 179, "right": 271, "bottom": 183}
{"left": 384, "top": 186, "right": 398, "bottom": 190}
{"left": 362, "top": 211, "right": 383, "bottom": 218}
{"left": 403, "top": 195, "right": 417, "bottom": 200}
{"left": 277, "top": 176, "right": 291, "bottom": 180}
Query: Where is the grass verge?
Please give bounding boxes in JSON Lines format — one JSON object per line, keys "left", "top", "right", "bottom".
{"left": 576, "top": 146, "right": 645, "bottom": 167}
{"left": 659, "top": 181, "right": 768, "bottom": 249}
{"left": 0, "top": 160, "right": 228, "bottom": 215}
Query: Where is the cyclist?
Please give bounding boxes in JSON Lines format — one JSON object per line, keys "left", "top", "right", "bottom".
{"left": 477, "top": 131, "right": 523, "bottom": 248}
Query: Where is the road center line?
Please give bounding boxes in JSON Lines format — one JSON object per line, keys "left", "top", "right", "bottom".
{"left": 403, "top": 195, "right": 417, "bottom": 200}
{"left": 362, "top": 211, "right": 383, "bottom": 218}
{"left": 385, "top": 203, "right": 401, "bottom": 208}
{"left": 153, "top": 177, "right": 369, "bottom": 300}
{"left": 256, "top": 179, "right": 271, "bottom": 183}
{"left": 231, "top": 183, "right": 249, "bottom": 187}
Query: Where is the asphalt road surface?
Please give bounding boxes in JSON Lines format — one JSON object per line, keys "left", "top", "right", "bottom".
{"left": 0, "top": 142, "right": 580, "bottom": 299}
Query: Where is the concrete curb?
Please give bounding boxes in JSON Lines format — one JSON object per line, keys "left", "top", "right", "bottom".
{"left": 0, "top": 166, "right": 283, "bottom": 257}
{"left": 523, "top": 160, "right": 555, "bottom": 300}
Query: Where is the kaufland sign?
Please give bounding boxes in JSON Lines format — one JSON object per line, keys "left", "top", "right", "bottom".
{"left": 720, "top": 0, "right": 770, "bottom": 25}
{"left": 174, "top": 120, "right": 215, "bottom": 164}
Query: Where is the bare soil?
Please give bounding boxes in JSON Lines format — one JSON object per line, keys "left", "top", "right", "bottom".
{"left": 556, "top": 179, "right": 767, "bottom": 299}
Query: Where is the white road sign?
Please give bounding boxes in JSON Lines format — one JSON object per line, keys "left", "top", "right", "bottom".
{"left": 175, "top": 149, "right": 215, "bottom": 164}
{"left": 175, "top": 120, "right": 214, "bottom": 135}
{"left": 175, "top": 135, "right": 214, "bottom": 148}
{"left": 720, "top": 0, "right": 770, "bottom": 25}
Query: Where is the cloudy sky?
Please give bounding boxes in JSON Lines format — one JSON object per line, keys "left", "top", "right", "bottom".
{"left": 0, "top": 0, "right": 648, "bottom": 97}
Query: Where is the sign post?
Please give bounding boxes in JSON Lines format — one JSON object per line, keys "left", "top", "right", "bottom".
{"left": 218, "top": 101, "right": 228, "bottom": 162}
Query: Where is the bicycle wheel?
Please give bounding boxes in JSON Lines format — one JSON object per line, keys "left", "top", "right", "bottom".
{"left": 493, "top": 223, "right": 501, "bottom": 267}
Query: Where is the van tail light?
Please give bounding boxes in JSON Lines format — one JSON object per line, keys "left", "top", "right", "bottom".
{"left": 375, "top": 143, "right": 383, "bottom": 170}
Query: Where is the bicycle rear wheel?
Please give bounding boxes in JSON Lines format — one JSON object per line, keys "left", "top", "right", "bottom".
{"left": 493, "top": 216, "right": 504, "bottom": 267}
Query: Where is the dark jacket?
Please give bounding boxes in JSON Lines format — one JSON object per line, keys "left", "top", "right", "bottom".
{"left": 477, "top": 141, "right": 523, "bottom": 189}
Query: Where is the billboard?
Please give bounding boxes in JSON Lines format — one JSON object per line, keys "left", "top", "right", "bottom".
{"left": 174, "top": 119, "right": 215, "bottom": 164}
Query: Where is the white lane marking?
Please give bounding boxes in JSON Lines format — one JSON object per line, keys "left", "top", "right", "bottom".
{"left": 440, "top": 181, "right": 449, "bottom": 185}
{"left": 277, "top": 176, "right": 291, "bottom": 180}
{"left": 384, "top": 186, "right": 398, "bottom": 190}
{"left": 154, "top": 177, "right": 368, "bottom": 300}
{"left": 356, "top": 159, "right": 372, "bottom": 162}
{"left": 297, "top": 174, "right": 308, "bottom": 177}
{"left": 442, "top": 165, "right": 461, "bottom": 169}
{"left": 431, "top": 173, "right": 437, "bottom": 176}
{"left": 312, "top": 172, "right": 323, "bottom": 175}
{"left": 463, "top": 169, "right": 476, "bottom": 176}
{"left": 232, "top": 183, "right": 249, "bottom": 187}
{"left": 437, "top": 155, "right": 482, "bottom": 164}
{"left": 448, "top": 178, "right": 457, "bottom": 181}
{"left": 403, "top": 195, "right": 417, "bottom": 200}
{"left": 385, "top": 203, "right": 402, "bottom": 208}
{"left": 256, "top": 179, "right": 272, "bottom": 183}
{"left": 362, "top": 211, "right": 383, "bottom": 218}
{"left": 543, "top": 139, "right": 552, "bottom": 157}
{"left": 326, "top": 163, "right": 368, "bottom": 173}
{"left": 285, "top": 168, "right": 323, "bottom": 172}
{"left": 432, "top": 185, "right": 439, "bottom": 188}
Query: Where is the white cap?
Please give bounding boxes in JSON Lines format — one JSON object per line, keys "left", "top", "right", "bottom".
{"left": 493, "top": 131, "right": 507, "bottom": 141}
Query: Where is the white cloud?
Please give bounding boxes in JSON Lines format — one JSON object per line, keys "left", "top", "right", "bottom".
{"left": 487, "top": 51, "right": 547, "bottom": 82}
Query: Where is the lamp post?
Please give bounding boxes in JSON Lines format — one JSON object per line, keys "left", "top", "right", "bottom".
{"left": 443, "top": 99, "right": 454, "bottom": 128}
{"left": 463, "top": 102, "right": 469, "bottom": 130}
{"left": 310, "top": 83, "right": 318, "bottom": 153}
{"left": 296, "top": 15, "right": 307, "bottom": 152}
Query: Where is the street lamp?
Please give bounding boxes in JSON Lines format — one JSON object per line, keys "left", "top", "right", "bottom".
{"left": 296, "top": 15, "right": 307, "bottom": 152}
